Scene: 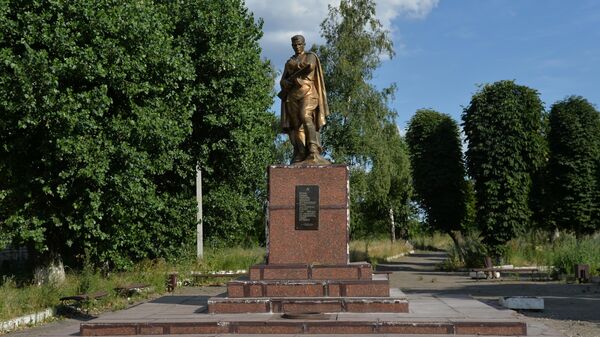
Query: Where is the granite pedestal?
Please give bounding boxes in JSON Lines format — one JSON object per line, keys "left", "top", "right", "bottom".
{"left": 207, "top": 165, "right": 406, "bottom": 315}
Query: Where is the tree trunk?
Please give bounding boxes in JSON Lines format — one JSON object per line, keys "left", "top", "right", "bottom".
{"left": 33, "top": 253, "right": 66, "bottom": 286}
{"left": 447, "top": 230, "right": 463, "bottom": 262}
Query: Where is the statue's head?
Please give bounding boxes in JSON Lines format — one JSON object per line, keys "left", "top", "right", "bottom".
{"left": 291, "top": 35, "right": 305, "bottom": 55}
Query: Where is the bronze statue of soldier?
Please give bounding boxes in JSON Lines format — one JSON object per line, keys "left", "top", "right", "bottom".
{"left": 279, "top": 35, "right": 330, "bottom": 165}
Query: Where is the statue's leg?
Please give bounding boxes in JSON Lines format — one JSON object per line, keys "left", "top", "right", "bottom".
{"left": 290, "top": 127, "right": 306, "bottom": 164}
{"left": 287, "top": 100, "right": 306, "bottom": 164}
{"left": 301, "top": 98, "right": 330, "bottom": 164}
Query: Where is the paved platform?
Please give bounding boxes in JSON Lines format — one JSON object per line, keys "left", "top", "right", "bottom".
{"left": 63, "top": 292, "right": 565, "bottom": 336}
{"left": 30, "top": 289, "right": 567, "bottom": 337}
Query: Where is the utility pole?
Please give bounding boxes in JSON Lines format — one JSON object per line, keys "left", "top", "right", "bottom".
{"left": 196, "top": 166, "right": 203, "bottom": 259}
{"left": 389, "top": 207, "right": 395, "bottom": 243}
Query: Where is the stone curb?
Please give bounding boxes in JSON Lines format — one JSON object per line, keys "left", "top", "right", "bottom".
{"left": 0, "top": 307, "right": 56, "bottom": 333}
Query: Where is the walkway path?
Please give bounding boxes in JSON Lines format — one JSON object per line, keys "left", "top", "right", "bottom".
{"left": 381, "top": 250, "right": 600, "bottom": 337}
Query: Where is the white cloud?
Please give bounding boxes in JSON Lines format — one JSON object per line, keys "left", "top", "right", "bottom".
{"left": 246, "top": 0, "right": 439, "bottom": 70}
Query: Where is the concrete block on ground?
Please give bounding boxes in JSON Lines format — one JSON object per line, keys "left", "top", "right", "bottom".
{"left": 499, "top": 296, "right": 544, "bottom": 310}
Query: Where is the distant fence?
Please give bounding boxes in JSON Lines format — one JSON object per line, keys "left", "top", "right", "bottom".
{"left": 0, "top": 246, "right": 29, "bottom": 270}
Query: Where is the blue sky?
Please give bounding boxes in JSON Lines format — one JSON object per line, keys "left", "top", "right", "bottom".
{"left": 246, "top": 0, "right": 600, "bottom": 130}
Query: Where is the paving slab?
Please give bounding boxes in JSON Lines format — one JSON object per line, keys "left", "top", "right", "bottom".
{"left": 64, "top": 292, "right": 560, "bottom": 336}
{"left": 27, "top": 291, "right": 565, "bottom": 337}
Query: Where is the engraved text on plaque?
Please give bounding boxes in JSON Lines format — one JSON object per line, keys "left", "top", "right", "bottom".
{"left": 295, "top": 185, "right": 319, "bottom": 230}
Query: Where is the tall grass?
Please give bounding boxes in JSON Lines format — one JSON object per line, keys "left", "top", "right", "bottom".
{"left": 0, "top": 246, "right": 266, "bottom": 322}
{"left": 349, "top": 239, "right": 413, "bottom": 265}
{"left": 200, "top": 246, "right": 265, "bottom": 272}
{"left": 423, "top": 229, "right": 600, "bottom": 274}
{"left": 410, "top": 232, "right": 453, "bottom": 251}
{"left": 506, "top": 232, "right": 600, "bottom": 276}
{"left": 439, "top": 231, "right": 487, "bottom": 270}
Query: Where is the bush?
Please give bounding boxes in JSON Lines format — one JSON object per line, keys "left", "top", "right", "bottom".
{"left": 437, "top": 231, "right": 486, "bottom": 270}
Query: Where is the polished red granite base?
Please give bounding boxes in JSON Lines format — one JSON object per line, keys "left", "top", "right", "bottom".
{"left": 81, "top": 319, "right": 527, "bottom": 336}
{"left": 249, "top": 262, "right": 372, "bottom": 280}
{"left": 226, "top": 276, "right": 390, "bottom": 298}
{"left": 267, "top": 165, "right": 349, "bottom": 265}
{"left": 208, "top": 288, "right": 409, "bottom": 314}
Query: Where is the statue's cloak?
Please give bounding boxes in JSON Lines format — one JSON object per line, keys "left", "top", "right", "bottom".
{"left": 280, "top": 52, "right": 330, "bottom": 132}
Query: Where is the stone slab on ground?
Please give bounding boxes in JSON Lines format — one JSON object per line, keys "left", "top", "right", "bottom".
{"left": 500, "top": 296, "right": 545, "bottom": 310}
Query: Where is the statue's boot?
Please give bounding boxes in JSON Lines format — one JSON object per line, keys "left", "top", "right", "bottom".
{"left": 302, "top": 121, "right": 330, "bottom": 165}
{"left": 290, "top": 129, "right": 306, "bottom": 164}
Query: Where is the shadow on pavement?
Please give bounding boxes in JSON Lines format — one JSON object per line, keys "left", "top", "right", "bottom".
{"left": 149, "top": 295, "right": 210, "bottom": 306}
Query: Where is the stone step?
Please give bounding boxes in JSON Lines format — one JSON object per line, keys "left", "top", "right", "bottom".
{"left": 249, "top": 262, "right": 373, "bottom": 281}
{"left": 80, "top": 319, "right": 527, "bottom": 336}
{"left": 227, "top": 275, "right": 389, "bottom": 298}
{"left": 208, "top": 288, "right": 408, "bottom": 314}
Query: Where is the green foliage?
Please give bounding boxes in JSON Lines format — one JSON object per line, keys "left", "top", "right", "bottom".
{"left": 170, "top": 0, "right": 275, "bottom": 247}
{"left": 0, "top": 0, "right": 196, "bottom": 269}
{"left": 504, "top": 231, "right": 600, "bottom": 277}
{"left": 349, "top": 239, "right": 413, "bottom": 265}
{"left": 503, "top": 230, "right": 550, "bottom": 267}
{"left": 545, "top": 234, "right": 600, "bottom": 276}
{"left": 0, "top": 245, "right": 265, "bottom": 321}
{"left": 410, "top": 231, "right": 453, "bottom": 251}
{"left": 406, "top": 109, "right": 468, "bottom": 234}
{"left": 200, "top": 246, "right": 265, "bottom": 273}
{"left": 462, "top": 80, "right": 545, "bottom": 257}
{"left": 0, "top": 0, "right": 275, "bottom": 268}
{"left": 314, "top": 0, "right": 411, "bottom": 238}
{"left": 547, "top": 96, "right": 600, "bottom": 236}
{"left": 440, "top": 231, "right": 487, "bottom": 270}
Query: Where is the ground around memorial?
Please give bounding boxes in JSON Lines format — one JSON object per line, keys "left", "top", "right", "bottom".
{"left": 4, "top": 251, "right": 598, "bottom": 337}
{"left": 384, "top": 251, "right": 600, "bottom": 337}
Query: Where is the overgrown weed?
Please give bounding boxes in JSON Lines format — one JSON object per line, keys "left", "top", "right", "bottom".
{"left": 0, "top": 245, "right": 265, "bottom": 322}
{"left": 349, "top": 238, "right": 413, "bottom": 266}
{"left": 410, "top": 232, "right": 452, "bottom": 251}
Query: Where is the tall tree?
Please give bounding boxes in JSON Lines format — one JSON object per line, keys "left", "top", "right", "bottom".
{"left": 462, "top": 80, "right": 545, "bottom": 258}
{"left": 314, "top": 0, "right": 411, "bottom": 238}
{"left": 0, "top": 0, "right": 276, "bottom": 270}
{"left": 547, "top": 96, "right": 600, "bottom": 236}
{"left": 170, "top": 0, "right": 276, "bottom": 247}
{"left": 0, "top": 0, "right": 196, "bottom": 269}
{"left": 406, "top": 109, "right": 468, "bottom": 250}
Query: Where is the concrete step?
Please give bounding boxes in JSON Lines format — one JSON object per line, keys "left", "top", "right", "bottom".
{"left": 208, "top": 288, "right": 408, "bottom": 313}
{"left": 227, "top": 275, "right": 389, "bottom": 298}
{"left": 249, "top": 262, "right": 373, "bottom": 280}
{"left": 79, "top": 319, "right": 527, "bottom": 336}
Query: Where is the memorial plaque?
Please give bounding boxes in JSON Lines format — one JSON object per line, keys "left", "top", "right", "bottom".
{"left": 295, "top": 185, "right": 319, "bottom": 230}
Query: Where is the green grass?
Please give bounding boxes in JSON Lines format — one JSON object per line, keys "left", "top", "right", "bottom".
{"left": 411, "top": 230, "right": 600, "bottom": 275}
{"left": 505, "top": 232, "right": 600, "bottom": 276}
{"left": 349, "top": 239, "right": 413, "bottom": 266}
{"left": 0, "top": 246, "right": 266, "bottom": 322}
{"left": 0, "top": 239, "right": 435, "bottom": 323}
{"left": 410, "top": 232, "right": 453, "bottom": 251}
